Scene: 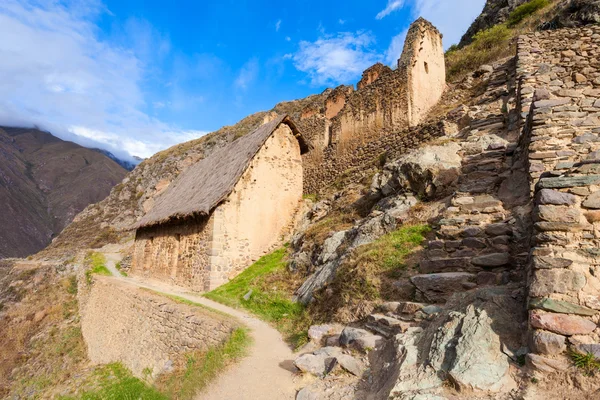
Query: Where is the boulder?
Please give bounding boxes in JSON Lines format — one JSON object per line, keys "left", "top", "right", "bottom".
{"left": 308, "top": 324, "right": 338, "bottom": 343}
{"left": 294, "top": 353, "right": 337, "bottom": 377}
{"left": 295, "top": 260, "right": 340, "bottom": 304}
{"left": 442, "top": 306, "right": 514, "bottom": 392}
{"left": 350, "top": 213, "right": 396, "bottom": 249}
{"left": 339, "top": 327, "right": 371, "bottom": 347}
{"left": 339, "top": 326, "right": 384, "bottom": 352}
{"left": 318, "top": 231, "right": 347, "bottom": 264}
{"left": 379, "top": 142, "right": 462, "bottom": 199}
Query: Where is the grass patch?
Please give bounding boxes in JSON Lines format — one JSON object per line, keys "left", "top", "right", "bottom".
{"left": 62, "top": 329, "right": 251, "bottom": 400}
{"left": 205, "top": 249, "right": 312, "bottom": 348}
{"left": 60, "top": 363, "right": 167, "bottom": 400}
{"left": 570, "top": 349, "right": 600, "bottom": 376}
{"left": 508, "top": 0, "right": 550, "bottom": 26}
{"left": 311, "top": 225, "right": 430, "bottom": 323}
{"left": 303, "top": 193, "right": 318, "bottom": 202}
{"left": 153, "top": 291, "right": 231, "bottom": 319}
{"left": 115, "top": 261, "right": 128, "bottom": 277}
{"left": 303, "top": 213, "right": 356, "bottom": 245}
{"left": 156, "top": 328, "right": 251, "bottom": 399}
{"left": 84, "top": 252, "right": 111, "bottom": 284}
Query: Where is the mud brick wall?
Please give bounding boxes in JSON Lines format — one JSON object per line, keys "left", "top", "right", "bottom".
{"left": 80, "top": 277, "right": 236, "bottom": 378}
{"left": 517, "top": 26, "right": 600, "bottom": 367}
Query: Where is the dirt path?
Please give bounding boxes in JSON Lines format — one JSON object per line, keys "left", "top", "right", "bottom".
{"left": 99, "top": 249, "right": 300, "bottom": 400}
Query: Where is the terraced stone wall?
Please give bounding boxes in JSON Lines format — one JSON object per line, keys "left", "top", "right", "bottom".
{"left": 517, "top": 26, "right": 600, "bottom": 369}
{"left": 80, "top": 277, "right": 236, "bottom": 378}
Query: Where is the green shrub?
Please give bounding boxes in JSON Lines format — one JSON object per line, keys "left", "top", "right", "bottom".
{"left": 508, "top": 0, "right": 550, "bottom": 27}
{"left": 446, "top": 24, "right": 513, "bottom": 79}
{"left": 570, "top": 349, "right": 600, "bottom": 375}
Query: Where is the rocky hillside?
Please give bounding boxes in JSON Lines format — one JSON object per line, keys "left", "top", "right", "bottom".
{"left": 0, "top": 127, "right": 127, "bottom": 258}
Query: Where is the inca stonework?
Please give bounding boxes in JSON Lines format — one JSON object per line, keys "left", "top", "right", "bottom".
{"left": 131, "top": 115, "right": 307, "bottom": 291}
{"left": 80, "top": 277, "right": 236, "bottom": 378}
{"left": 517, "top": 26, "right": 600, "bottom": 369}
{"left": 301, "top": 17, "right": 446, "bottom": 194}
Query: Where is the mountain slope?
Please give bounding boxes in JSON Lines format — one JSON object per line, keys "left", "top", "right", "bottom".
{"left": 0, "top": 127, "right": 127, "bottom": 258}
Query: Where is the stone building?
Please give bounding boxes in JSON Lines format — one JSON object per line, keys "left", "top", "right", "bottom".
{"left": 299, "top": 17, "right": 446, "bottom": 193}
{"left": 131, "top": 115, "right": 309, "bottom": 291}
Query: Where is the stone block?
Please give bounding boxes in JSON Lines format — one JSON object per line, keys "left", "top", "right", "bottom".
{"left": 529, "top": 297, "right": 597, "bottom": 316}
{"left": 485, "top": 223, "right": 512, "bottom": 236}
{"left": 531, "top": 330, "right": 566, "bottom": 355}
{"left": 537, "top": 189, "right": 577, "bottom": 205}
{"left": 420, "top": 257, "right": 470, "bottom": 273}
{"left": 537, "top": 205, "right": 581, "bottom": 223}
{"left": 410, "top": 272, "right": 476, "bottom": 303}
{"left": 526, "top": 353, "right": 570, "bottom": 373}
{"left": 530, "top": 311, "right": 597, "bottom": 336}
{"left": 529, "top": 269, "right": 586, "bottom": 297}
{"left": 472, "top": 253, "right": 510, "bottom": 268}
{"left": 537, "top": 175, "right": 600, "bottom": 189}
{"left": 532, "top": 256, "right": 573, "bottom": 269}
{"left": 583, "top": 191, "right": 600, "bottom": 209}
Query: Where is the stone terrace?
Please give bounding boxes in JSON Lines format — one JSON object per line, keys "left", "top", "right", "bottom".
{"left": 517, "top": 26, "right": 600, "bottom": 371}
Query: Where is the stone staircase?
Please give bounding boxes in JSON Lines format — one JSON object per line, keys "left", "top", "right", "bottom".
{"left": 410, "top": 58, "right": 531, "bottom": 304}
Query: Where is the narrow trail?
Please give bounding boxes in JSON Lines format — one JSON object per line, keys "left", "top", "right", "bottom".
{"left": 101, "top": 250, "right": 300, "bottom": 400}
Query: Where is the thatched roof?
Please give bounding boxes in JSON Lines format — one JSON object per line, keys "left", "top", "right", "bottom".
{"left": 135, "top": 115, "right": 308, "bottom": 229}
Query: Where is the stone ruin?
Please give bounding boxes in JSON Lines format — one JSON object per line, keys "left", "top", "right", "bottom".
{"left": 301, "top": 17, "right": 446, "bottom": 194}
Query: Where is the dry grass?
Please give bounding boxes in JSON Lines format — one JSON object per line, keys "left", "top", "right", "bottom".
{"left": 446, "top": 0, "right": 559, "bottom": 80}
{"left": 0, "top": 264, "right": 88, "bottom": 398}
{"left": 309, "top": 225, "right": 430, "bottom": 323}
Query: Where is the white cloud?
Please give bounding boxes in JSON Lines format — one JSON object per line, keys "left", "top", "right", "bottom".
{"left": 285, "top": 36, "right": 291, "bottom": 42}
{"left": 293, "top": 31, "right": 381, "bottom": 86}
{"left": 384, "top": 0, "right": 486, "bottom": 64}
{"left": 376, "top": 0, "right": 406, "bottom": 20}
{"left": 234, "top": 58, "right": 259, "bottom": 90}
{"left": 0, "top": 0, "right": 207, "bottom": 160}
{"left": 276, "top": 19, "right": 282, "bottom": 32}
{"left": 384, "top": 29, "right": 408, "bottom": 65}
{"left": 338, "top": 19, "right": 346, "bottom": 25}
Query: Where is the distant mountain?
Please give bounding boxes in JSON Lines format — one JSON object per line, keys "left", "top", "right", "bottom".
{"left": 0, "top": 126, "right": 128, "bottom": 258}
{"left": 91, "top": 148, "right": 141, "bottom": 171}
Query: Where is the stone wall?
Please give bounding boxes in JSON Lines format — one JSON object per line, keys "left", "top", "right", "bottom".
{"left": 79, "top": 277, "right": 236, "bottom": 378}
{"left": 131, "top": 215, "right": 213, "bottom": 292}
{"left": 208, "top": 123, "right": 303, "bottom": 289}
{"left": 304, "top": 120, "right": 451, "bottom": 194}
{"left": 517, "top": 26, "right": 600, "bottom": 367}
{"left": 401, "top": 18, "right": 446, "bottom": 126}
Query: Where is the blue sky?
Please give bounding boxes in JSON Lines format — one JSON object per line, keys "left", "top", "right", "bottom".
{"left": 0, "top": 0, "right": 485, "bottom": 159}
